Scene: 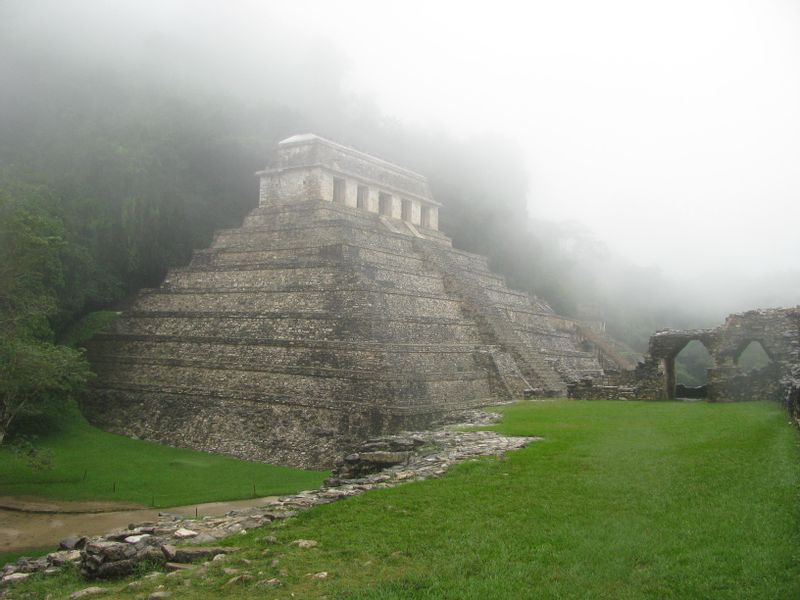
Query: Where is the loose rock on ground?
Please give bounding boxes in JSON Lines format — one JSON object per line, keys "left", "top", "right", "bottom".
{"left": 1, "top": 410, "right": 538, "bottom": 589}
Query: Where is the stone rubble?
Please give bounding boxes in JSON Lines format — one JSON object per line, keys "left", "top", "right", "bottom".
{"left": 0, "top": 410, "right": 537, "bottom": 588}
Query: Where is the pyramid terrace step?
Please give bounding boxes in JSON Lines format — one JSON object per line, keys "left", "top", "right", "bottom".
{"left": 244, "top": 201, "right": 451, "bottom": 243}
{"left": 112, "top": 310, "right": 473, "bottom": 323}
{"left": 90, "top": 373, "right": 493, "bottom": 408}
{"left": 90, "top": 333, "right": 489, "bottom": 351}
{"left": 103, "top": 315, "right": 484, "bottom": 345}
{"left": 190, "top": 246, "right": 432, "bottom": 273}
{"left": 135, "top": 288, "right": 524, "bottom": 308}
{"left": 88, "top": 386, "right": 491, "bottom": 416}
{"left": 91, "top": 356, "right": 491, "bottom": 381}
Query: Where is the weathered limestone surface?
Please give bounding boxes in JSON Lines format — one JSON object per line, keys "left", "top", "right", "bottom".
{"left": 256, "top": 134, "right": 440, "bottom": 230}
{"left": 83, "top": 136, "right": 622, "bottom": 468}
{"left": 644, "top": 308, "right": 800, "bottom": 404}
{"left": 575, "top": 308, "right": 800, "bottom": 414}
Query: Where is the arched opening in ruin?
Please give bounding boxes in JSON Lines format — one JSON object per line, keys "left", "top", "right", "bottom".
{"left": 735, "top": 340, "right": 773, "bottom": 372}
{"left": 673, "top": 340, "right": 713, "bottom": 399}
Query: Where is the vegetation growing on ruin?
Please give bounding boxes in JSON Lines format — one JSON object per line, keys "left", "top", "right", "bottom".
{"left": 0, "top": 404, "right": 328, "bottom": 508}
{"left": 8, "top": 400, "right": 799, "bottom": 599}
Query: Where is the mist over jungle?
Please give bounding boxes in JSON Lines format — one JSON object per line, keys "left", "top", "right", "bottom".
{"left": 2, "top": 0, "right": 799, "bottom": 354}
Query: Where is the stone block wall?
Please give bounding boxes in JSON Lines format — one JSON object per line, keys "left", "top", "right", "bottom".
{"left": 84, "top": 137, "right": 625, "bottom": 467}
{"left": 84, "top": 198, "right": 617, "bottom": 467}
{"left": 567, "top": 378, "right": 637, "bottom": 400}
{"left": 256, "top": 135, "right": 440, "bottom": 231}
{"left": 582, "top": 308, "right": 800, "bottom": 404}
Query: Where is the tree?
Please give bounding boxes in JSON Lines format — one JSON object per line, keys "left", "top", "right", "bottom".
{"left": 0, "top": 178, "right": 93, "bottom": 445}
{"left": 0, "top": 337, "right": 90, "bottom": 444}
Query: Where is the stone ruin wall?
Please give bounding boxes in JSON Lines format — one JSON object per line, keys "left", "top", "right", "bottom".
{"left": 570, "top": 308, "right": 800, "bottom": 422}
{"left": 84, "top": 135, "right": 626, "bottom": 468}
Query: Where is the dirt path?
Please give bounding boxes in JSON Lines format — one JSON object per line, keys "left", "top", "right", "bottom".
{"left": 0, "top": 496, "right": 146, "bottom": 514}
{"left": 0, "top": 495, "right": 279, "bottom": 555}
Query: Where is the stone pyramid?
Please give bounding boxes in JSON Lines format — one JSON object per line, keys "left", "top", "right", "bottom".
{"left": 84, "top": 135, "right": 617, "bottom": 468}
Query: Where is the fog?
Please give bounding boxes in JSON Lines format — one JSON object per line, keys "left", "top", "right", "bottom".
{"left": 313, "top": 1, "right": 800, "bottom": 275}
{"left": 2, "top": 0, "right": 799, "bottom": 332}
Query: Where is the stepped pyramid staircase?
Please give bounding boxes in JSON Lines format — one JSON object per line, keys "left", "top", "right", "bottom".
{"left": 412, "top": 239, "right": 565, "bottom": 396}
{"left": 86, "top": 200, "right": 609, "bottom": 467}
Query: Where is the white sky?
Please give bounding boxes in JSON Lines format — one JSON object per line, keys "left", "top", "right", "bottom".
{"left": 6, "top": 0, "right": 800, "bottom": 289}
{"left": 266, "top": 0, "right": 800, "bottom": 280}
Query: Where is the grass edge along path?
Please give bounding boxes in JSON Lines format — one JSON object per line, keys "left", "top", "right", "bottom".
{"left": 7, "top": 399, "right": 800, "bottom": 599}
{"left": 0, "top": 405, "right": 328, "bottom": 509}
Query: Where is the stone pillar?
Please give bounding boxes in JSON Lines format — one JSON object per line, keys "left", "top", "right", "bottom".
{"left": 430, "top": 207, "right": 439, "bottom": 230}
{"left": 663, "top": 356, "right": 675, "bottom": 400}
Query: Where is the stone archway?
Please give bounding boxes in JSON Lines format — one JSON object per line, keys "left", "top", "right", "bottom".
{"left": 700, "top": 338, "right": 782, "bottom": 402}
{"left": 734, "top": 340, "right": 773, "bottom": 372}
{"left": 638, "top": 309, "right": 800, "bottom": 403}
{"left": 648, "top": 329, "right": 718, "bottom": 400}
{"left": 674, "top": 340, "right": 714, "bottom": 399}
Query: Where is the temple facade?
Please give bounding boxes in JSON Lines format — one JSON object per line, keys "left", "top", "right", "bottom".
{"left": 84, "top": 136, "right": 628, "bottom": 468}
{"left": 257, "top": 134, "right": 439, "bottom": 230}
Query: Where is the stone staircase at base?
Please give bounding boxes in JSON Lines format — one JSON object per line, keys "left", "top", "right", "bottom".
{"left": 487, "top": 348, "right": 531, "bottom": 398}
{"left": 413, "top": 239, "right": 566, "bottom": 397}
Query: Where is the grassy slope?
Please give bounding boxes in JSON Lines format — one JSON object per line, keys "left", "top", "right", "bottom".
{"left": 9, "top": 400, "right": 800, "bottom": 599}
{"left": 0, "top": 407, "right": 328, "bottom": 508}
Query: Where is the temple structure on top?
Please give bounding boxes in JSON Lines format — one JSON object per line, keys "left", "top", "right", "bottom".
{"left": 257, "top": 134, "right": 440, "bottom": 230}
{"left": 84, "top": 135, "right": 635, "bottom": 468}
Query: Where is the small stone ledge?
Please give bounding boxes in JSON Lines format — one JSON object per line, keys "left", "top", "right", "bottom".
{"left": 567, "top": 378, "right": 638, "bottom": 400}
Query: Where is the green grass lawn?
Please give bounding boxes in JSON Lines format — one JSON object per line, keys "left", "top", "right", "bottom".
{"left": 7, "top": 400, "right": 800, "bottom": 599}
{"left": 0, "top": 405, "right": 328, "bottom": 508}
